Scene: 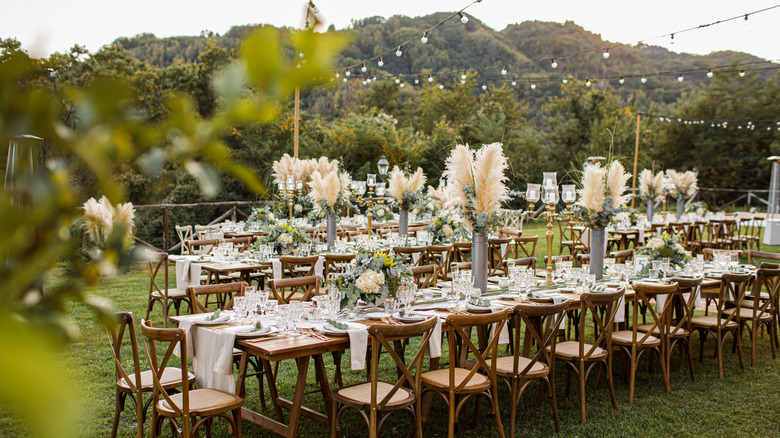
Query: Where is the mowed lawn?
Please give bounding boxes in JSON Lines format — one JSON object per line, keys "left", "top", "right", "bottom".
{"left": 2, "top": 219, "right": 780, "bottom": 437}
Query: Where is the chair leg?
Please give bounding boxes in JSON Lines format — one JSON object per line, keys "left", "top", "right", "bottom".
{"left": 448, "top": 390, "right": 456, "bottom": 438}
{"left": 111, "top": 389, "right": 123, "bottom": 438}
{"left": 509, "top": 379, "right": 518, "bottom": 438}
{"left": 135, "top": 391, "right": 144, "bottom": 438}
{"left": 629, "top": 349, "right": 637, "bottom": 404}
{"left": 716, "top": 334, "right": 724, "bottom": 379}
{"left": 232, "top": 408, "right": 242, "bottom": 437}
{"left": 578, "top": 361, "right": 587, "bottom": 424}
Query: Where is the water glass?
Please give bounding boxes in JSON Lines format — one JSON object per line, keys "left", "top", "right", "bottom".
{"left": 288, "top": 302, "right": 303, "bottom": 335}
{"left": 275, "top": 305, "right": 289, "bottom": 331}
{"left": 649, "top": 268, "right": 659, "bottom": 279}
{"left": 422, "top": 289, "right": 434, "bottom": 301}
{"left": 265, "top": 299, "right": 278, "bottom": 317}
{"left": 446, "top": 288, "right": 460, "bottom": 307}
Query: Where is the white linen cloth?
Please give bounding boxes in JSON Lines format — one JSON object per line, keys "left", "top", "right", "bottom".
{"left": 175, "top": 259, "right": 203, "bottom": 290}
{"left": 271, "top": 257, "right": 324, "bottom": 280}
{"left": 347, "top": 326, "right": 369, "bottom": 370}
{"left": 173, "top": 314, "right": 238, "bottom": 393}
{"left": 552, "top": 295, "right": 567, "bottom": 329}
{"left": 413, "top": 312, "right": 443, "bottom": 358}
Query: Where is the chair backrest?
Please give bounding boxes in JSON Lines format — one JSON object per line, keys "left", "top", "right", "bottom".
{"left": 323, "top": 253, "right": 356, "bottom": 277}
{"left": 139, "top": 320, "right": 192, "bottom": 419}
{"left": 175, "top": 225, "right": 193, "bottom": 255}
{"left": 393, "top": 246, "right": 426, "bottom": 267}
{"left": 187, "top": 281, "right": 247, "bottom": 314}
{"left": 279, "top": 255, "right": 319, "bottom": 279}
{"left": 223, "top": 236, "right": 254, "bottom": 252}
{"left": 451, "top": 242, "right": 472, "bottom": 262}
{"left": 747, "top": 267, "right": 780, "bottom": 321}
{"left": 715, "top": 273, "right": 753, "bottom": 326}
{"left": 411, "top": 265, "right": 439, "bottom": 288}
{"left": 445, "top": 309, "right": 511, "bottom": 392}
{"left": 746, "top": 250, "right": 780, "bottom": 266}
{"left": 504, "top": 257, "right": 536, "bottom": 270}
{"left": 488, "top": 237, "right": 514, "bottom": 275}
{"left": 631, "top": 283, "right": 679, "bottom": 345}
{"left": 703, "top": 248, "right": 743, "bottom": 262}
{"left": 185, "top": 238, "right": 218, "bottom": 255}
{"left": 669, "top": 276, "right": 703, "bottom": 336}
{"left": 268, "top": 275, "right": 320, "bottom": 304}
{"left": 366, "top": 317, "right": 438, "bottom": 411}
{"left": 609, "top": 249, "right": 635, "bottom": 264}
{"left": 556, "top": 218, "right": 573, "bottom": 242}
{"left": 544, "top": 254, "right": 572, "bottom": 265}
{"left": 575, "top": 253, "right": 590, "bottom": 266}
{"left": 515, "top": 236, "right": 538, "bottom": 258}
{"left": 511, "top": 301, "right": 569, "bottom": 376}
{"left": 425, "top": 244, "right": 452, "bottom": 281}
{"left": 451, "top": 261, "right": 471, "bottom": 272}
{"left": 145, "top": 250, "right": 172, "bottom": 298}
{"left": 194, "top": 224, "right": 215, "bottom": 238}
{"left": 576, "top": 288, "right": 625, "bottom": 360}
{"left": 105, "top": 312, "right": 142, "bottom": 392}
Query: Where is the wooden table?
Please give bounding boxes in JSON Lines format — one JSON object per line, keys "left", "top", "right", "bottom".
{"left": 201, "top": 261, "right": 268, "bottom": 285}
{"left": 609, "top": 229, "right": 640, "bottom": 251}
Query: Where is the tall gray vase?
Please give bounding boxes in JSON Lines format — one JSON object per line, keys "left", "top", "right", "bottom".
{"left": 399, "top": 209, "right": 409, "bottom": 236}
{"left": 647, "top": 199, "right": 655, "bottom": 223}
{"left": 327, "top": 214, "right": 338, "bottom": 249}
{"left": 676, "top": 198, "right": 684, "bottom": 221}
{"left": 589, "top": 227, "right": 606, "bottom": 280}
{"left": 472, "top": 232, "right": 488, "bottom": 294}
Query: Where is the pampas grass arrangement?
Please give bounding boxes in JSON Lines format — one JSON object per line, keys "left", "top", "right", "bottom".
{"left": 443, "top": 143, "right": 509, "bottom": 232}
{"left": 308, "top": 170, "right": 351, "bottom": 214}
{"left": 273, "top": 154, "right": 341, "bottom": 187}
{"left": 639, "top": 169, "right": 665, "bottom": 202}
{"left": 427, "top": 185, "right": 448, "bottom": 211}
{"left": 666, "top": 169, "right": 698, "bottom": 198}
{"left": 81, "top": 196, "right": 135, "bottom": 247}
{"left": 388, "top": 166, "right": 426, "bottom": 209}
{"left": 575, "top": 160, "right": 631, "bottom": 228}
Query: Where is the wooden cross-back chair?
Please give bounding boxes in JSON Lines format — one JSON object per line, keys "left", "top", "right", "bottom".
{"left": 193, "top": 224, "right": 216, "bottom": 239}
{"left": 734, "top": 217, "right": 761, "bottom": 251}
{"left": 185, "top": 237, "right": 254, "bottom": 255}
{"left": 106, "top": 312, "right": 194, "bottom": 438}
{"left": 411, "top": 265, "right": 439, "bottom": 289}
{"left": 393, "top": 246, "right": 427, "bottom": 267}
{"left": 654, "top": 276, "right": 702, "bottom": 382}
{"left": 268, "top": 275, "right": 320, "bottom": 304}
{"left": 690, "top": 272, "right": 751, "bottom": 378}
{"left": 425, "top": 244, "right": 452, "bottom": 281}
{"left": 187, "top": 282, "right": 247, "bottom": 314}
{"left": 451, "top": 242, "right": 472, "bottom": 263}
{"left": 420, "top": 309, "right": 510, "bottom": 438}
{"left": 552, "top": 288, "right": 623, "bottom": 424}
{"left": 724, "top": 267, "right": 780, "bottom": 366}
{"left": 175, "top": 225, "right": 193, "bottom": 255}
{"left": 323, "top": 253, "right": 356, "bottom": 277}
{"left": 144, "top": 250, "right": 190, "bottom": 327}
{"left": 497, "top": 301, "right": 569, "bottom": 436}
{"left": 514, "top": 236, "right": 538, "bottom": 259}
{"left": 503, "top": 257, "right": 537, "bottom": 272}
{"left": 139, "top": 320, "right": 243, "bottom": 438}
{"left": 331, "top": 317, "right": 438, "bottom": 438}
{"left": 497, "top": 227, "right": 521, "bottom": 258}
{"left": 279, "top": 255, "right": 319, "bottom": 279}
{"left": 556, "top": 218, "right": 575, "bottom": 255}
{"left": 608, "top": 249, "right": 635, "bottom": 264}
{"left": 488, "top": 237, "right": 515, "bottom": 276}
{"left": 613, "top": 282, "right": 677, "bottom": 404}
{"left": 746, "top": 250, "right": 780, "bottom": 267}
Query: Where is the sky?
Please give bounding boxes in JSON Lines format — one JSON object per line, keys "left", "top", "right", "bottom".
{"left": 1, "top": 0, "right": 779, "bottom": 61}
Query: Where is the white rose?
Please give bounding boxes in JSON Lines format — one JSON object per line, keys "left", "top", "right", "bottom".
{"left": 294, "top": 204, "right": 303, "bottom": 213}
{"left": 442, "top": 224, "right": 453, "bottom": 237}
{"left": 279, "top": 233, "right": 293, "bottom": 245}
{"left": 356, "top": 269, "right": 385, "bottom": 295}
{"left": 268, "top": 213, "right": 275, "bottom": 221}
{"left": 647, "top": 238, "right": 664, "bottom": 250}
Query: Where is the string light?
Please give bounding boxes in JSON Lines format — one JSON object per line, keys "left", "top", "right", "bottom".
{"left": 562, "top": 77, "right": 568, "bottom": 84}
{"left": 439, "top": 84, "right": 444, "bottom": 89}
{"left": 603, "top": 49, "right": 610, "bottom": 59}
{"left": 400, "top": 82, "right": 405, "bottom": 88}
{"left": 414, "top": 78, "right": 420, "bottom": 84}
{"left": 342, "top": 77, "right": 347, "bottom": 83}
{"left": 501, "top": 66, "right": 507, "bottom": 75}
{"left": 619, "top": 77, "right": 625, "bottom": 85}
{"left": 670, "top": 33, "right": 675, "bottom": 44}
{"left": 707, "top": 69, "right": 713, "bottom": 78}
{"left": 531, "top": 83, "right": 536, "bottom": 89}
{"left": 377, "top": 57, "right": 384, "bottom": 67}
{"left": 740, "top": 70, "right": 746, "bottom": 77}
{"left": 511, "top": 79, "right": 517, "bottom": 86}
{"left": 421, "top": 32, "right": 429, "bottom": 44}
{"left": 361, "top": 63, "right": 367, "bottom": 73}
{"left": 345, "top": 69, "right": 351, "bottom": 77}
{"left": 585, "top": 79, "right": 592, "bottom": 87}
{"left": 335, "top": 72, "right": 340, "bottom": 78}
{"left": 551, "top": 59, "right": 558, "bottom": 69}
{"left": 641, "top": 76, "right": 647, "bottom": 84}
{"left": 461, "top": 72, "right": 467, "bottom": 80}
{"left": 459, "top": 12, "right": 468, "bottom": 24}
{"left": 395, "top": 46, "right": 403, "bottom": 57}
{"left": 481, "top": 83, "right": 487, "bottom": 90}
{"left": 428, "top": 75, "right": 434, "bottom": 82}
{"left": 395, "top": 77, "right": 400, "bottom": 84}
{"left": 677, "top": 74, "right": 684, "bottom": 82}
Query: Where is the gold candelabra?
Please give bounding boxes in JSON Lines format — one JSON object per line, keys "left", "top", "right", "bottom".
{"left": 528, "top": 201, "right": 574, "bottom": 286}
{"left": 357, "top": 185, "right": 376, "bottom": 236}
{"left": 527, "top": 175, "right": 577, "bottom": 287}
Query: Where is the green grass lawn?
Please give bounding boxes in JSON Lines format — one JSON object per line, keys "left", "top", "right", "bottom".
{"left": 2, "top": 219, "right": 780, "bottom": 437}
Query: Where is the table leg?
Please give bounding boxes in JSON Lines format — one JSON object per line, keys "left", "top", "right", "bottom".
{"left": 263, "top": 359, "right": 285, "bottom": 422}
{"left": 312, "top": 354, "right": 333, "bottom": 423}
{"left": 286, "top": 357, "right": 310, "bottom": 438}
{"left": 236, "top": 352, "right": 249, "bottom": 399}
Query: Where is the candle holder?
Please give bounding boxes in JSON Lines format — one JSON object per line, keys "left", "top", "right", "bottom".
{"left": 357, "top": 181, "right": 375, "bottom": 236}
{"left": 527, "top": 172, "right": 576, "bottom": 287}
{"left": 280, "top": 177, "right": 296, "bottom": 221}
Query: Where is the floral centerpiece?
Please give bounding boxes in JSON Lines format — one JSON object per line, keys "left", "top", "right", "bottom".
{"left": 426, "top": 212, "right": 467, "bottom": 243}
{"left": 372, "top": 204, "right": 394, "bottom": 222}
{"left": 256, "top": 223, "right": 310, "bottom": 255}
{"left": 666, "top": 169, "right": 698, "bottom": 220}
{"left": 575, "top": 159, "right": 631, "bottom": 279}
{"left": 336, "top": 252, "right": 411, "bottom": 308}
{"left": 638, "top": 169, "right": 665, "bottom": 222}
{"left": 388, "top": 166, "right": 426, "bottom": 234}
{"left": 638, "top": 233, "right": 690, "bottom": 272}
{"left": 245, "top": 206, "right": 276, "bottom": 228}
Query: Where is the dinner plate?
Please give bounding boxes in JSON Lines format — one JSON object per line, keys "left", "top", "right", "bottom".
{"left": 394, "top": 312, "right": 427, "bottom": 323}
{"left": 234, "top": 326, "right": 277, "bottom": 338}
{"left": 366, "top": 312, "right": 391, "bottom": 320}
{"left": 314, "top": 322, "right": 364, "bottom": 336}
{"left": 465, "top": 303, "right": 494, "bottom": 313}
{"left": 192, "top": 314, "right": 231, "bottom": 326}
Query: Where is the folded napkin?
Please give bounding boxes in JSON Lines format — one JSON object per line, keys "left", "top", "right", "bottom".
{"left": 414, "top": 312, "right": 442, "bottom": 358}
{"left": 174, "top": 313, "right": 210, "bottom": 357}
{"left": 271, "top": 257, "right": 324, "bottom": 280}
{"left": 347, "top": 326, "right": 369, "bottom": 370}
{"left": 175, "top": 259, "right": 202, "bottom": 290}
{"left": 552, "top": 295, "right": 567, "bottom": 329}
{"left": 496, "top": 321, "right": 510, "bottom": 345}
{"left": 615, "top": 295, "right": 626, "bottom": 323}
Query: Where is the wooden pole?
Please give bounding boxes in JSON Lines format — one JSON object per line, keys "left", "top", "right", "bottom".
{"left": 632, "top": 112, "right": 641, "bottom": 209}
{"left": 294, "top": 86, "right": 300, "bottom": 159}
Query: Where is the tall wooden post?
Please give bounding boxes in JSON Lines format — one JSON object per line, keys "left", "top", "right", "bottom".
{"left": 632, "top": 112, "right": 641, "bottom": 208}
{"left": 294, "top": 86, "right": 300, "bottom": 159}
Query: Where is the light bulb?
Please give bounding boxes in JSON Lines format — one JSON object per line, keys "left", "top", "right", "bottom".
{"left": 511, "top": 79, "right": 517, "bottom": 86}
{"left": 367, "top": 77, "right": 372, "bottom": 83}
{"left": 461, "top": 73, "right": 467, "bottom": 80}
{"left": 299, "top": 52, "right": 304, "bottom": 58}
{"left": 428, "top": 75, "right": 433, "bottom": 82}
{"left": 421, "top": 32, "right": 428, "bottom": 44}
{"left": 335, "top": 72, "right": 340, "bottom": 78}
{"left": 562, "top": 78, "right": 568, "bottom": 84}
{"left": 585, "top": 79, "right": 591, "bottom": 87}
{"left": 619, "top": 77, "right": 624, "bottom": 85}
{"left": 414, "top": 78, "right": 419, "bottom": 84}
{"left": 501, "top": 66, "right": 507, "bottom": 75}
{"left": 395, "top": 46, "right": 403, "bottom": 57}
{"left": 677, "top": 74, "right": 683, "bottom": 82}
{"left": 361, "top": 63, "right": 367, "bottom": 73}
{"left": 481, "top": 84, "right": 487, "bottom": 90}
{"left": 400, "top": 83, "right": 405, "bottom": 88}
{"left": 530, "top": 83, "right": 536, "bottom": 90}
{"left": 641, "top": 76, "right": 647, "bottom": 84}
{"left": 738, "top": 125, "right": 742, "bottom": 129}
{"left": 603, "top": 49, "right": 610, "bottom": 59}
{"left": 342, "top": 77, "right": 347, "bottom": 83}
{"left": 395, "top": 78, "right": 400, "bottom": 84}
{"left": 551, "top": 59, "right": 558, "bottom": 69}
{"left": 739, "top": 70, "right": 746, "bottom": 77}
{"left": 460, "top": 79, "right": 466, "bottom": 84}
{"left": 377, "top": 57, "right": 384, "bottom": 67}
{"left": 345, "top": 69, "right": 351, "bottom": 77}
{"left": 362, "top": 80, "right": 367, "bottom": 85}
{"left": 459, "top": 13, "right": 468, "bottom": 24}
{"left": 439, "top": 84, "right": 444, "bottom": 89}
{"left": 707, "top": 69, "right": 713, "bottom": 78}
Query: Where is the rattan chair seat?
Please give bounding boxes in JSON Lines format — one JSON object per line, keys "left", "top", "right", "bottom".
{"left": 611, "top": 330, "right": 661, "bottom": 347}
{"left": 118, "top": 367, "right": 194, "bottom": 391}
{"left": 151, "top": 288, "right": 189, "bottom": 299}
{"left": 494, "top": 356, "right": 548, "bottom": 378}
{"left": 636, "top": 323, "right": 689, "bottom": 338}
{"left": 332, "top": 381, "right": 414, "bottom": 408}
{"left": 420, "top": 367, "right": 490, "bottom": 392}
{"left": 159, "top": 388, "right": 243, "bottom": 416}
{"left": 721, "top": 307, "right": 773, "bottom": 320}
{"left": 550, "top": 341, "right": 607, "bottom": 361}
{"left": 690, "top": 315, "right": 738, "bottom": 329}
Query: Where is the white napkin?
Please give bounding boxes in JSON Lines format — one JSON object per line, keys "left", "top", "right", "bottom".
{"left": 191, "top": 324, "right": 239, "bottom": 393}
{"left": 271, "top": 257, "right": 324, "bottom": 280}
{"left": 347, "top": 326, "right": 369, "bottom": 370}
{"left": 175, "top": 259, "right": 202, "bottom": 290}
{"left": 415, "top": 312, "right": 442, "bottom": 358}
{"left": 497, "top": 321, "right": 510, "bottom": 345}
{"left": 615, "top": 295, "right": 626, "bottom": 323}
{"left": 638, "top": 227, "right": 645, "bottom": 244}
{"left": 174, "top": 313, "right": 209, "bottom": 357}
{"left": 552, "top": 295, "right": 567, "bottom": 329}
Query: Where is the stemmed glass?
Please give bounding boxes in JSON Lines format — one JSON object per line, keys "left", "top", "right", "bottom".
{"left": 288, "top": 302, "right": 303, "bottom": 336}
